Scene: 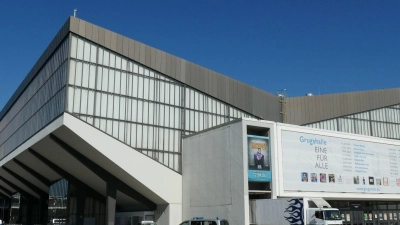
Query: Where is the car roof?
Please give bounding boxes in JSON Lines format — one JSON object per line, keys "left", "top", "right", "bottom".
{"left": 183, "top": 219, "right": 227, "bottom": 222}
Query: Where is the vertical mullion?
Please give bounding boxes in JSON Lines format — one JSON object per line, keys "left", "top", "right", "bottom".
{"left": 118, "top": 64, "right": 123, "bottom": 140}
{"left": 124, "top": 67, "right": 129, "bottom": 144}
{"left": 93, "top": 44, "right": 100, "bottom": 125}
{"left": 151, "top": 78, "right": 156, "bottom": 159}
{"left": 166, "top": 84, "right": 169, "bottom": 167}
{"left": 105, "top": 53, "right": 110, "bottom": 133}
{"left": 65, "top": 34, "right": 72, "bottom": 112}
{"left": 112, "top": 56, "right": 117, "bottom": 138}
{"left": 135, "top": 73, "right": 139, "bottom": 148}
{"left": 129, "top": 71, "right": 134, "bottom": 147}
{"left": 78, "top": 41, "right": 85, "bottom": 115}
{"left": 155, "top": 78, "right": 160, "bottom": 162}
{"left": 143, "top": 76, "right": 147, "bottom": 151}
{"left": 85, "top": 64, "right": 90, "bottom": 117}
{"left": 85, "top": 43, "right": 90, "bottom": 118}
{"left": 71, "top": 59, "right": 78, "bottom": 114}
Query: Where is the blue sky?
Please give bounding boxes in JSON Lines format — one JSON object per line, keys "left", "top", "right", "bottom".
{"left": 1, "top": 1, "right": 399, "bottom": 110}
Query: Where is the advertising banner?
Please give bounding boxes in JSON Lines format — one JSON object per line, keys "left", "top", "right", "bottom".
{"left": 282, "top": 130, "right": 400, "bottom": 193}
{"left": 248, "top": 135, "right": 271, "bottom": 182}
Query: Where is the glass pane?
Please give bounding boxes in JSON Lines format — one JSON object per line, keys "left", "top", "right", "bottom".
{"left": 110, "top": 53, "right": 115, "bottom": 68}
{"left": 83, "top": 41, "right": 90, "bottom": 62}
{"left": 77, "top": 38, "right": 84, "bottom": 60}
{"left": 116, "top": 56, "right": 121, "bottom": 69}
{"left": 90, "top": 44, "right": 97, "bottom": 63}
{"left": 108, "top": 70, "right": 115, "bottom": 93}
{"left": 71, "top": 36, "right": 78, "bottom": 58}
{"left": 103, "top": 50, "right": 109, "bottom": 66}
{"left": 113, "top": 96, "right": 120, "bottom": 119}
{"left": 82, "top": 63, "right": 89, "bottom": 87}
{"left": 114, "top": 71, "right": 121, "bottom": 94}
{"left": 75, "top": 62, "right": 83, "bottom": 86}
{"left": 89, "top": 65, "right": 96, "bottom": 89}
{"left": 68, "top": 61, "right": 76, "bottom": 85}
{"left": 120, "top": 73, "right": 127, "bottom": 95}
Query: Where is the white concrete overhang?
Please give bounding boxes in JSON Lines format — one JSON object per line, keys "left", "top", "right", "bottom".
{"left": 0, "top": 113, "right": 182, "bottom": 209}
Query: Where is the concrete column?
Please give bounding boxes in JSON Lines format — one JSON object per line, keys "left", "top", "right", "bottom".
{"left": 39, "top": 194, "right": 49, "bottom": 225}
{"left": 0, "top": 198, "right": 6, "bottom": 224}
{"left": 5, "top": 198, "right": 10, "bottom": 224}
{"left": 76, "top": 189, "right": 86, "bottom": 225}
{"left": 26, "top": 196, "right": 32, "bottom": 225}
{"left": 106, "top": 183, "right": 117, "bottom": 225}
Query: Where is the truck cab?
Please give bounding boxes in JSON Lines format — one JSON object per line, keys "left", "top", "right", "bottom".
{"left": 305, "top": 198, "right": 343, "bottom": 225}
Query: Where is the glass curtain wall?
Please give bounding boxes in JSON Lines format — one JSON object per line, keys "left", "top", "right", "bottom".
{"left": 67, "top": 35, "right": 256, "bottom": 172}
{"left": 305, "top": 104, "right": 400, "bottom": 140}
{"left": 9, "top": 193, "right": 20, "bottom": 224}
{"left": 67, "top": 183, "right": 105, "bottom": 225}
{"left": 0, "top": 38, "right": 68, "bottom": 159}
{"left": 0, "top": 197, "right": 9, "bottom": 224}
{"left": 48, "top": 179, "right": 68, "bottom": 224}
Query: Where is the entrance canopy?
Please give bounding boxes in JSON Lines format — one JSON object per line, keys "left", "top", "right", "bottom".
{"left": 0, "top": 113, "right": 182, "bottom": 210}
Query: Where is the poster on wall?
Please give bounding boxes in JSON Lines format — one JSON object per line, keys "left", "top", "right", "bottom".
{"left": 281, "top": 130, "right": 400, "bottom": 194}
{"left": 248, "top": 135, "right": 271, "bottom": 182}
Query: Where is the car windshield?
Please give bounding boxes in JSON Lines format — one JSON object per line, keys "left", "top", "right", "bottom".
{"left": 324, "top": 210, "right": 342, "bottom": 220}
{"left": 190, "top": 222, "right": 216, "bottom": 225}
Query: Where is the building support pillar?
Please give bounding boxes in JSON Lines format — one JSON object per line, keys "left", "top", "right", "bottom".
{"left": 106, "top": 183, "right": 116, "bottom": 225}
{"left": 5, "top": 197, "right": 10, "bottom": 225}
{"left": 76, "top": 189, "right": 86, "bottom": 225}
{"left": 26, "top": 196, "right": 33, "bottom": 225}
{"left": 39, "top": 194, "right": 49, "bottom": 225}
{"left": 3, "top": 196, "right": 13, "bottom": 224}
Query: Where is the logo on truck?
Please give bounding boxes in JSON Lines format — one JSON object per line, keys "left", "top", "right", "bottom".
{"left": 284, "top": 199, "right": 304, "bottom": 225}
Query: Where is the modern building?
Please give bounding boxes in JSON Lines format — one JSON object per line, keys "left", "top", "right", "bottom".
{"left": 0, "top": 16, "right": 399, "bottom": 225}
{"left": 183, "top": 118, "right": 400, "bottom": 225}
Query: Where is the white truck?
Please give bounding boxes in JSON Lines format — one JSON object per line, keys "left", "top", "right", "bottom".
{"left": 249, "top": 197, "right": 343, "bottom": 225}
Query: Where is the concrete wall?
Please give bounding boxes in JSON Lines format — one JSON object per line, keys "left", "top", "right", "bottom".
{"left": 182, "top": 121, "right": 247, "bottom": 224}
{"left": 155, "top": 204, "right": 182, "bottom": 225}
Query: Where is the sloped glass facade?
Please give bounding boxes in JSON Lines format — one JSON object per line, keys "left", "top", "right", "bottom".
{"left": 67, "top": 35, "right": 256, "bottom": 172}
{"left": 48, "top": 179, "right": 68, "bottom": 224}
{"left": 304, "top": 104, "right": 400, "bottom": 140}
{"left": 0, "top": 38, "right": 68, "bottom": 159}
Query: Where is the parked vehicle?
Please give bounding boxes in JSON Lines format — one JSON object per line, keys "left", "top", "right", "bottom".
{"left": 249, "top": 197, "right": 343, "bottom": 225}
{"left": 138, "top": 221, "right": 156, "bottom": 225}
{"left": 179, "top": 217, "right": 229, "bottom": 225}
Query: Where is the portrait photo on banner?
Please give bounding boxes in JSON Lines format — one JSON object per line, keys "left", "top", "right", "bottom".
{"left": 247, "top": 135, "right": 270, "bottom": 171}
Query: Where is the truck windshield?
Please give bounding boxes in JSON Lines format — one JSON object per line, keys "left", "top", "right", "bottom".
{"left": 324, "top": 210, "right": 342, "bottom": 220}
